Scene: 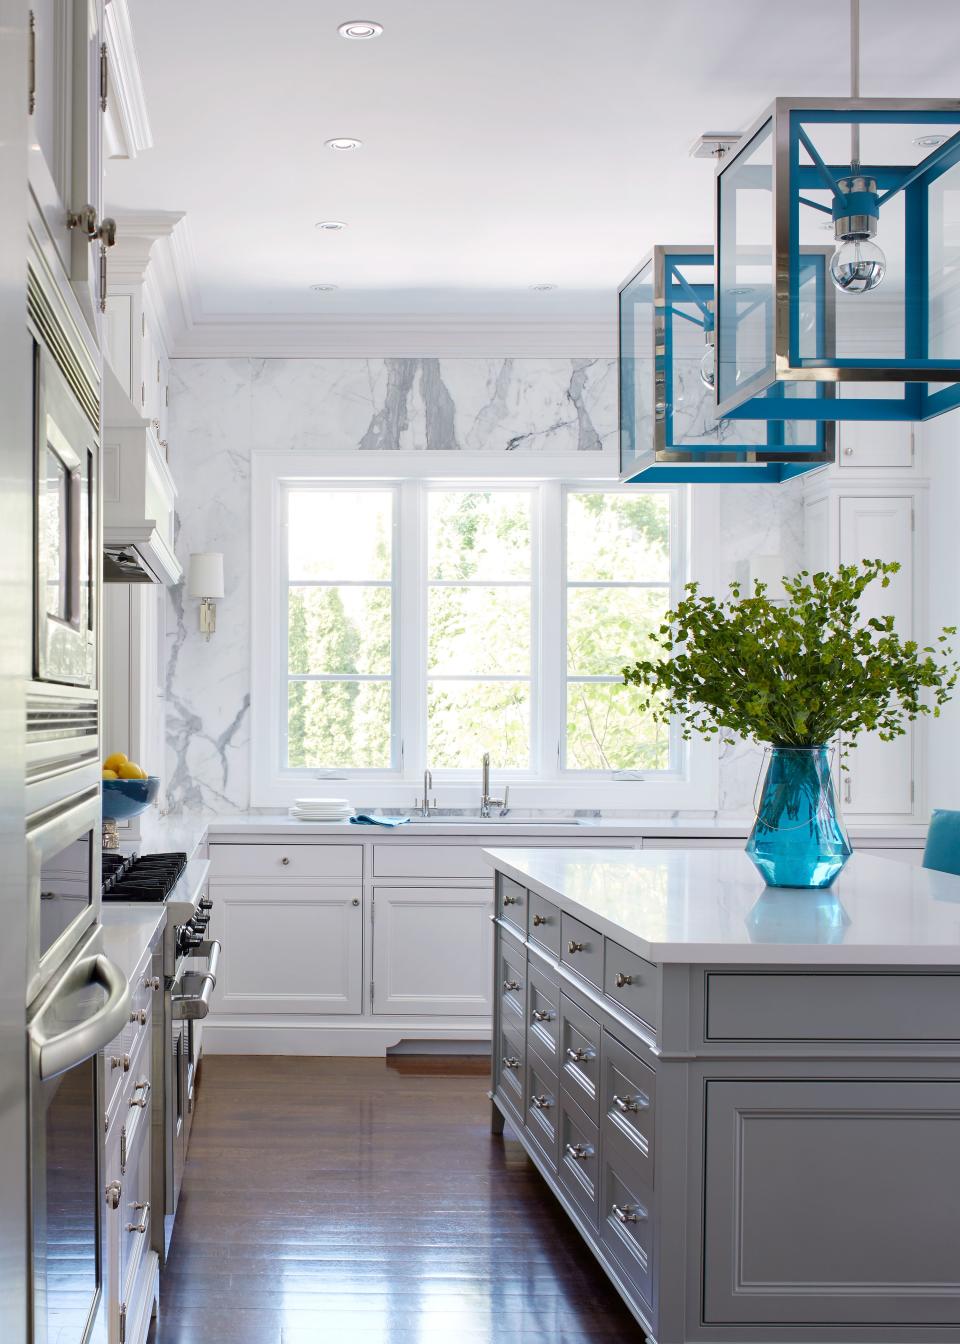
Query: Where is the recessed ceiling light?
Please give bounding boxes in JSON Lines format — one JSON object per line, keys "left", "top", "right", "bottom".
{"left": 310, "top": 284, "right": 338, "bottom": 292}
{"left": 338, "top": 20, "right": 383, "bottom": 39}
{"left": 325, "top": 137, "right": 363, "bottom": 152}
{"left": 915, "top": 134, "right": 947, "bottom": 148}
{"left": 529, "top": 282, "right": 557, "bottom": 291}
{"left": 315, "top": 220, "right": 347, "bottom": 231}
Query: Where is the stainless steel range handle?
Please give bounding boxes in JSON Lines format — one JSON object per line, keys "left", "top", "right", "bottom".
{"left": 195, "top": 939, "right": 221, "bottom": 986}
{"left": 31, "top": 951, "right": 131, "bottom": 1080}
{"left": 171, "top": 971, "right": 215, "bottom": 1020}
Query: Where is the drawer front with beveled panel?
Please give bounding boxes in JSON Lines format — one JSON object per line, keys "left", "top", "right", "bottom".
{"left": 559, "top": 1096, "right": 600, "bottom": 1227}
{"left": 497, "top": 875, "right": 527, "bottom": 934}
{"left": 526, "top": 960, "right": 560, "bottom": 1067}
{"left": 527, "top": 890, "right": 561, "bottom": 959}
{"left": 120, "top": 1107, "right": 152, "bottom": 1299}
{"left": 560, "top": 913, "right": 603, "bottom": 989}
{"left": 602, "top": 1029, "right": 655, "bottom": 1184}
{"left": 600, "top": 1128, "right": 655, "bottom": 1309}
{"left": 495, "top": 1020, "right": 525, "bottom": 1119}
{"left": 210, "top": 842, "right": 361, "bottom": 881}
{"left": 498, "top": 932, "right": 526, "bottom": 1030}
{"left": 525, "top": 1052, "right": 559, "bottom": 1170}
{"left": 560, "top": 993, "right": 601, "bottom": 1122}
{"left": 603, "top": 941, "right": 659, "bottom": 1031}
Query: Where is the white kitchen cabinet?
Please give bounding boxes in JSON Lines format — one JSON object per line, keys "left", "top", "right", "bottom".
{"left": 371, "top": 886, "right": 493, "bottom": 1016}
{"left": 836, "top": 420, "right": 914, "bottom": 471}
{"left": 210, "top": 883, "right": 363, "bottom": 1015}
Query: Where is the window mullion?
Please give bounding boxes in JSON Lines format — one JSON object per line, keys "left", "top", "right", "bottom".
{"left": 539, "top": 481, "right": 564, "bottom": 780}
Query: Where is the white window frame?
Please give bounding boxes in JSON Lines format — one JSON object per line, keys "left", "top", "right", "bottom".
{"left": 251, "top": 451, "right": 719, "bottom": 810}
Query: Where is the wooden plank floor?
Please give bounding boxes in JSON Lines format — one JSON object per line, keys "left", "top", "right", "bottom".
{"left": 148, "top": 1055, "right": 642, "bottom": 1344}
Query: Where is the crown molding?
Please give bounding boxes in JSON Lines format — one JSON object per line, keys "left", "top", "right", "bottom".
{"left": 170, "top": 313, "right": 618, "bottom": 360}
{"left": 103, "top": 0, "right": 153, "bottom": 160}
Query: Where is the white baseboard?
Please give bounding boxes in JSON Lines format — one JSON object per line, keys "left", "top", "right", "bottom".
{"left": 203, "top": 1016, "right": 493, "bottom": 1057}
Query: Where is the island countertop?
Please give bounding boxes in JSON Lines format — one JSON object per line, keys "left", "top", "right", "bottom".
{"left": 483, "top": 845, "right": 960, "bottom": 965}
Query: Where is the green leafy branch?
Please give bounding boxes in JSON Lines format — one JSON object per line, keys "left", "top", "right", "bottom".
{"left": 622, "top": 560, "right": 958, "bottom": 753}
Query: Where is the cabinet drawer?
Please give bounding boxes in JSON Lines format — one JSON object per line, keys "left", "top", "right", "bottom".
{"left": 120, "top": 1108, "right": 152, "bottom": 1299}
{"left": 210, "top": 842, "right": 361, "bottom": 881}
{"left": 602, "top": 1029, "right": 655, "bottom": 1184}
{"left": 495, "top": 1020, "right": 525, "bottom": 1119}
{"left": 106, "top": 995, "right": 153, "bottom": 1134}
{"left": 559, "top": 1096, "right": 600, "bottom": 1228}
{"left": 705, "top": 971, "right": 960, "bottom": 1042}
{"left": 600, "top": 1128, "right": 655, "bottom": 1310}
{"left": 526, "top": 960, "right": 560, "bottom": 1068}
{"left": 498, "top": 932, "right": 526, "bottom": 1031}
{"left": 560, "top": 993, "right": 601, "bottom": 1123}
{"left": 560, "top": 913, "right": 603, "bottom": 989}
{"left": 527, "top": 890, "right": 561, "bottom": 958}
{"left": 525, "top": 1053, "right": 559, "bottom": 1171}
{"left": 497, "top": 875, "right": 527, "bottom": 933}
{"left": 374, "top": 844, "right": 490, "bottom": 879}
{"left": 604, "top": 942, "right": 659, "bottom": 1031}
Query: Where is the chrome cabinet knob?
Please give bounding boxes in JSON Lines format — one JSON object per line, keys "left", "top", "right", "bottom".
{"left": 612, "top": 1202, "right": 646, "bottom": 1225}
{"left": 565, "top": 1142, "right": 593, "bottom": 1161}
{"left": 105, "top": 1180, "right": 122, "bottom": 1210}
{"left": 129, "top": 1008, "right": 147, "bottom": 1026}
{"left": 532, "top": 913, "right": 548, "bottom": 927}
{"left": 352, "top": 898, "right": 360, "bottom": 907}
{"left": 143, "top": 975, "right": 161, "bottom": 991}
{"left": 530, "top": 1093, "right": 552, "bottom": 1110}
{"left": 844, "top": 446, "right": 854, "bottom": 456}
{"left": 502, "top": 893, "right": 518, "bottom": 906}
{"left": 503, "top": 1056, "right": 520, "bottom": 1070}
{"left": 612, "top": 1092, "right": 648, "bottom": 1114}
{"left": 565, "top": 1046, "right": 595, "bottom": 1063}
{"left": 531, "top": 1008, "right": 554, "bottom": 1023}
{"left": 614, "top": 971, "right": 633, "bottom": 988}
{"left": 281, "top": 856, "right": 290, "bottom": 866}
{"left": 567, "top": 940, "right": 585, "bottom": 954}
{"left": 129, "top": 1080, "right": 151, "bottom": 1108}
{"left": 110, "top": 1053, "right": 131, "bottom": 1072}
{"left": 502, "top": 979, "right": 520, "bottom": 992}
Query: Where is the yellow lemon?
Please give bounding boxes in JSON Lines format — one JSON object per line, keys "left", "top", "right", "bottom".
{"left": 104, "top": 752, "right": 127, "bottom": 772}
{"left": 101, "top": 768, "right": 118, "bottom": 780}
{"left": 118, "top": 762, "right": 147, "bottom": 780}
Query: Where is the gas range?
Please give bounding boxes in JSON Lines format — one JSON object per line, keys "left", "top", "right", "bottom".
{"left": 101, "top": 850, "right": 214, "bottom": 972}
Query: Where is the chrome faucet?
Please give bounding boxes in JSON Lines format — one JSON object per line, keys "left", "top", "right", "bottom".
{"left": 417, "top": 768, "right": 437, "bottom": 817}
{"left": 480, "top": 752, "right": 509, "bottom": 818}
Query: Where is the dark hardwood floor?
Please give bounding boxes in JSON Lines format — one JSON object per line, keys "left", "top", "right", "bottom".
{"left": 148, "top": 1055, "right": 641, "bottom": 1343}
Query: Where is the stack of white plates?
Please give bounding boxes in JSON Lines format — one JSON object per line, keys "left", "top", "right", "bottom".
{"left": 289, "top": 797, "right": 354, "bottom": 822}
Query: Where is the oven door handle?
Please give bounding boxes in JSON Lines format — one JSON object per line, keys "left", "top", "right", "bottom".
{"left": 31, "top": 952, "right": 131, "bottom": 1080}
{"left": 171, "top": 971, "right": 216, "bottom": 1021}
{"left": 195, "top": 939, "right": 220, "bottom": 986}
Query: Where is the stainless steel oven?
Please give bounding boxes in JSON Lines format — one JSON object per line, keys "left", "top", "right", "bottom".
{"left": 33, "top": 337, "right": 98, "bottom": 689}
{"left": 28, "top": 787, "right": 101, "bottom": 1005}
{"left": 28, "top": 927, "right": 130, "bottom": 1344}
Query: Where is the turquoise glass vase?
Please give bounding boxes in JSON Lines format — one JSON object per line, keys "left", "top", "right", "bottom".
{"left": 745, "top": 746, "right": 851, "bottom": 889}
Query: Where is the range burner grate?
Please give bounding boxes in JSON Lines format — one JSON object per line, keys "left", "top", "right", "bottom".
{"left": 102, "top": 851, "right": 188, "bottom": 901}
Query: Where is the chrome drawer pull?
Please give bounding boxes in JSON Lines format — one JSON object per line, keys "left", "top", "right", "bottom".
{"left": 612, "top": 1201, "right": 646, "bottom": 1225}
{"left": 531, "top": 1008, "right": 555, "bottom": 1023}
{"left": 502, "top": 893, "right": 519, "bottom": 906}
{"left": 565, "top": 1142, "right": 594, "bottom": 1161}
{"left": 530, "top": 1094, "right": 553, "bottom": 1110}
{"left": 126, "top": 1201, "right": 150, "bottom": 1234}
{"left": 503, "top": 1056, "right": 521, "bottom": 1070}
{"left": 129, "top": 1008, "right": 147, "bottom": 1026}
{"left": 565, "top": 1046, "right": 595, "bottom": 1063}
{"left": 129, "top": 1079, "right": 151, "bottom": 1108}
{"left": 110, "top": 1053, "right": 131, "bottom": 1073}
{"left": 281, "top": 856, "right": 290, "bottom": 865}
{"left": 143, "top": 975, "right": 161, "bottom": 991}
{"left": 105, "top": 1180, "right": 122, "bottom": 1210}
{"left": 612, "top": 1092, "right": 649, "bottom": 1114}
{"left": 532, "top": 913, "right": 548, "bottom": 927}
{"left": 614, "top": 971, "right": 633, "bottom": 988}
{"left": 502, "top": 979, "right": 521, "bottom": 992}
{"left": 567, "top": 940, "right": 585, "bottom": 954}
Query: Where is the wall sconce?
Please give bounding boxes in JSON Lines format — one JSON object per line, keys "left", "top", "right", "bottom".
{"left": 188, "top": 552, "right": 224, "bottom": 640}
{"left": 749, "top": 555, "right": 788, "bottom": 604}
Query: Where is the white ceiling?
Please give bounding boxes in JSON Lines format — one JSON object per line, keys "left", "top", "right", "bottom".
{"left": 106, "top": 0, "right": 960, "bottom": 325}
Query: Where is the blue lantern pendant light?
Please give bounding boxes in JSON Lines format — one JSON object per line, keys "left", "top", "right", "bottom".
{"left": 619, "top": 245, "right": 835, "bottom": 483}
{"left": 714, "top": 1, "right": 960, "bottom": 425}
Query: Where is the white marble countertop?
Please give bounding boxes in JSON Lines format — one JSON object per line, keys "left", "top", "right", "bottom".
{"left": 483, "top": 846, "right": 960, "bottom": 965}
{"left": 100, "top": 905, "right": 166, "bottom": 983}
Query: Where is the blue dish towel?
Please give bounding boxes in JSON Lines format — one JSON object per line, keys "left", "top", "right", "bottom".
{"left": 349, "top": 814, "right": 411, "bottom": 828}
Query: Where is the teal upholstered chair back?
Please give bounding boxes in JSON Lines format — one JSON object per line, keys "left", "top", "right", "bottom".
{"left": 922, "top": 810, "right": 960, "bottom": 878}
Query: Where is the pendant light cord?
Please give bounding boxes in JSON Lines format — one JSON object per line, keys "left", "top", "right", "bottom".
{"left": 850, "top": 0, "right": 861, "bottom": 169}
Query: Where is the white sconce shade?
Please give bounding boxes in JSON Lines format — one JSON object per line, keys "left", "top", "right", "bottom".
{"left": 188, "top": 552, "right": 224, "bottom": 599}
{"left": 749, "top": 555, "right": 788, "bottom": 603}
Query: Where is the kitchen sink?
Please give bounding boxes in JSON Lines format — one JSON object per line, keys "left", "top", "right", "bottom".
{"left": 404, "top": 815, "right": 584, "bottom": 825}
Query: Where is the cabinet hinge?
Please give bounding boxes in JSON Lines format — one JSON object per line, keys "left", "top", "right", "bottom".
{"left": 28, "top": 12, "right": 36, "bottom": 116}
{"left": 911, "top": 504, "right": 916, "bottom": 532}
{"left": 119, "top": 1303, "right": 126, "bottom": 1344}
{"left": 165, "top": 385, "right": 169, "bottom": 407}
{"left": 140, "top": 382, "right": 145, "bottom": 407}
{"left": 370, "top": 980, "right": 375, "bottom": 1006}
{"left": 911, "top": 779, "right": 915, "bottom": 804}
{"left": 99, "top": 42, "right": 108, "bottom": 112}
{"left": 120, "top": 1124, "right": 127, "bottom": 1174}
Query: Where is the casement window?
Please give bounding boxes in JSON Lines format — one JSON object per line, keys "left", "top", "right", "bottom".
{"left": 252, "top": 458, "right": 716, "bottom": 808}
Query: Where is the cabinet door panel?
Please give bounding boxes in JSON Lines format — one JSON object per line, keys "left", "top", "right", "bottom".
{"left": 29, "top": 0, "right": 74, "bottom": 272}
{"left": 211, "top": 883, "right": 362, "bottom": 1014}
{"left": 837, "top": 417, "right": 913, "bottom": 469}
{"left": 703, "top": 1079, "right": 960, "bottom": 1325}
{"left": 371, "top": 887, "right": 492, "bottom": 1016}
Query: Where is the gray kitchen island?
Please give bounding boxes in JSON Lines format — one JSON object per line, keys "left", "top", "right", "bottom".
{"left": 485, "top": 846, "right": 960, "bottom": 1344}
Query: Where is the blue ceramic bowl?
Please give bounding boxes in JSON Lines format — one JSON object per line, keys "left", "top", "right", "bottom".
{"left": 102, "top": 776, "right": 160, "bottom": 821}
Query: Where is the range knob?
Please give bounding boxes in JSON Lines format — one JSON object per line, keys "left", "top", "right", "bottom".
{"left": 199, "top": 897, "right": 213, "bottom": 912}
{"left": 177, "top": 923, "right": 204, "bottom": 954}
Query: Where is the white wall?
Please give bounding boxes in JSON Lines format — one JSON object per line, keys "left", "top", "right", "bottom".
{"left": 163, "top": 356, "right": 805, "bottom": 816}
{"left": 923, "top": 410, "right": 960, "bottom": 811}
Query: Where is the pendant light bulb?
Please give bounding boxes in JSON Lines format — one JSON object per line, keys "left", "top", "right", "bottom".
{"left": 829, "top": 237, "right": 886, "bottom": 294}
{"left": 699, "top": 343, "right": 716, "bottom": 391}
